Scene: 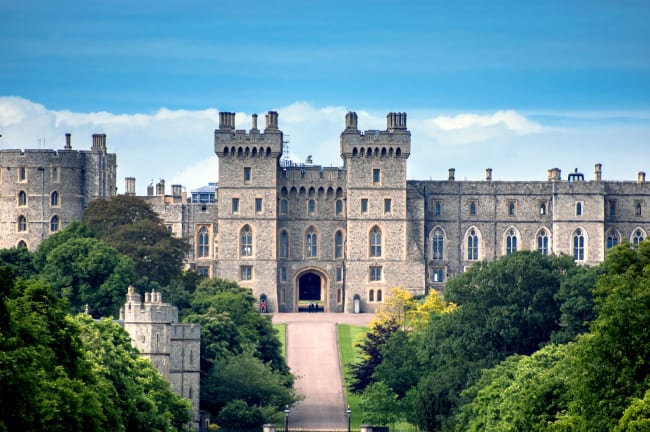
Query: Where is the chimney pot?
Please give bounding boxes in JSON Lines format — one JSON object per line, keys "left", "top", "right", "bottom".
{"left": 448, "top": 168, "right": 455, "bottom": 181}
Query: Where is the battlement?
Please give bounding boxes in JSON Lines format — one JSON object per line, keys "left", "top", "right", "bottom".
{"left": 120, "top": 286, "right": 179, "bottom": 323}
{"left": 214, "top": 111, "right": 283, "bottom": 158}
{"left": 340, "top": 111, "right": 411, "bottom": 159}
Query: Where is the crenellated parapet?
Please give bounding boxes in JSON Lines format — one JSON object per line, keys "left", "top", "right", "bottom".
{"left": 340, "top": 111, "right": 411, "bottom": 159}
{"left": 214, "top": 111, "right": 283, "bottom": 159}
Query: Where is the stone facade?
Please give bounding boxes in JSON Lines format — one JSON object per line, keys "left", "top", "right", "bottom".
{"left": 4, "top": 112, "right": 650, "bottom": 315}
{"left": 119, "top": 287, "right": 201, "bottom": 428}
{"left": 0, "top": 133, "right": 116, "bottom": 250}
{"left": 145, "top": 110, "right": 648, "bottom": 313}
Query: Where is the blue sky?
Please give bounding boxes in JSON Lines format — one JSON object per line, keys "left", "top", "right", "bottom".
{"left": 1, "top": 0, "right": 649, "bottom": 193}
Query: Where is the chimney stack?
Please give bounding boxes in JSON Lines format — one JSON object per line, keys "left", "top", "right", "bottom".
{"left": 387, "top": 112, "right": 407, "bottom": 130}
{"left": 547, "top": 168, "right": 561, "bottom": 181}
{"left": 594, "top": 163, "right": 602, "bottom": 182}
{"left": 638, "top": 172, "right": 646, "bottom": 184}
{"left": 156, "top": 179, "right": 165, "bottom": 196}
{"left": 124, "top": 177, "right": 136, "bottom": 196}
{"left": 64, "top": 133, "right": 72, "bottom": 150}
{"left": 485, "top": 168, "right": 493, "bottom": 181}
{"left": 265, "top": 111, "right": 279, "bottom": 130}
{"left": 218, "top": 112, "right": 236, "bottom": 131}
{"left": 345, "top": 112, "right": 358, "bottom": 130}
{"left": 91, "top": 133, "right": 107, "bottom": 152}
{"left": 251, "top": 114, "right": 258, "bottom": 131}
{"left": 172, "top": 184, "right": 182, "bottom": 198}
{"left": 448, "top": 168, "right": 455, "bottom": 181}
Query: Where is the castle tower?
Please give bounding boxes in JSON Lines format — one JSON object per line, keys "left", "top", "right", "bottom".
{"left": 120, "top": 286, "right": 201, "bottom": 428}
{"left": 339, "top": 112, "right": 425, "bottom": 312}
{"left": 214, "top": 111, "right": 283, "bottom": 312}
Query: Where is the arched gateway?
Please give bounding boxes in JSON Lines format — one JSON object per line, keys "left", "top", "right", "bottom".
{"left": 295, "top": 269, "right": 329, "bottom": 312}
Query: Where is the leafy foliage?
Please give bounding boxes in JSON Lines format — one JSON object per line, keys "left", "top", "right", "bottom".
{"left": 84, "top": 195, "right": 188, "bottom": 286}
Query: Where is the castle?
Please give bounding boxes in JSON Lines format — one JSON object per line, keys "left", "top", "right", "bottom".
{"left": 2, "top": 111, "right": 650, "bottom": 315}
{"left": 119, "top": 287, "right": 201, "bottom": 428}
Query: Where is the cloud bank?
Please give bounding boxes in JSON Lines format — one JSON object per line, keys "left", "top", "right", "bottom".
{"left": 1, "top": 97, "right": 649, "bottom": 195}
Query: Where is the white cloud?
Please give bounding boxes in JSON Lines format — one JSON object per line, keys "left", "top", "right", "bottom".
{"left": 1, "top": 97, "right": 648, "bottom": 195}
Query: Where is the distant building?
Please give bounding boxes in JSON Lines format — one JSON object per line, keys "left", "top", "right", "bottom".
{"left": 3, "top": 111, "right": 650, "bottom": 315}
{"left": 133, "top": 111, "right": 650, "bottom": 314}
{"left": 119, "top": 286, "right": 201, "bottom": 429}
{"left": 0, "top": 133, "right": 116, "bottom": 249}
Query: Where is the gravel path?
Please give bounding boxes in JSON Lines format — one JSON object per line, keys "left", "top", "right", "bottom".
{"left": 271, "top": 313, "right": 374, "bottom": 429}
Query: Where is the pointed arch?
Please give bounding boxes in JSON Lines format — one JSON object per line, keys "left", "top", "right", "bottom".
{"left": 572, "top": 227, "right": 587, "bottom": 261}
{"left": 465, "top": 226, "right": 481, "bottom": 261}
{"left": 240, "top": 224, "right": 253, "bottom": 257}
{"left": 631, "top": 227, "right": 646, "bottom": 248}
{"left": 606, "top": 228, "right": 621, "bottom": 250}
{"left": 369, "top": 225, "right": 382, "bottom": 257}
{"left": 504, "top": 226, "right": 520, "bottom": 255}
{"left": 429, "top": 226, "right": 446, "bottom": 260}
{"left": 535, "top": 227, "right": 551, "bottom": 255}
{"left": 305, "top": 226, "right": 318, "bottom": 258}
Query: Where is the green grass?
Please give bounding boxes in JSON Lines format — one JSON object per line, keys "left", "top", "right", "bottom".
{"left": 338, "top": 323, "right": 369, "bottom": 430}
{"left": 273, "top": 323, "right": 286, "bottom": 357}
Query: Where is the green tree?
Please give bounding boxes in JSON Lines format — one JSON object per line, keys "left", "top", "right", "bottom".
{"left": 0, "top": 246, "right": 36, "bottom": 279}
{"left": 83, "top": 196, "right": 188, "bottom": 286}
{"left": 413, "top": 251, "right": 582, "bottom": 431}
{"left": 360, "top": 382, "right": 403, "bottom": 427}
{"left": 32, "top": 221, "right": 95, "bottom": 271}
{"left": 40, "top": 237, "right": 134, "bottom": 317}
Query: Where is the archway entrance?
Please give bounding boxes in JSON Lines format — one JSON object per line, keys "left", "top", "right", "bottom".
{"left": 297, "top": 271, "right": 326, "bottom": 312}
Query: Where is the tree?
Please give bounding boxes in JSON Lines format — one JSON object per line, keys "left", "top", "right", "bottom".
{"left": 40, "top": 236, "right": 134, "bottom": 317}
{"left": 348, "top": 318, "right": 399, "bottom": 394}
{"left": 413, "top": 251, "right": 583, "bottom": 431}
{"left": 0, "top": 246, "right": 36, "bottom": 279}
{"left": 360, "top": 382, "right": 403, "bottom": 427}
{"left": 84, "top": 195, "right": 188, "bottom": 286}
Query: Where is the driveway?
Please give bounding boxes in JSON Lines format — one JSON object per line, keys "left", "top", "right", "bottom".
{"left": 271, "top": 313, "right": 374, "bottom": 429}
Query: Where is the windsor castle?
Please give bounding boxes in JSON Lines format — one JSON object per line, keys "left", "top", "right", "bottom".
{"left": 2, "top": 111, "right": 650, "bottom": 315}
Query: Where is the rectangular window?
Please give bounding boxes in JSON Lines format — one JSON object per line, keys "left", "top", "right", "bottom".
{"left": 373, "top": 168, "right": 380, "bottom": 184}
{"left": 469, "top": 200, "right": 477, "bottom": 215}
{"left": 507, "top": 201, "right": 516, "bottom": 216}
{"left": 384, "top": 198, "right": 392, "bottom": 214}
{"left": 635, "top": 201, "right": 643, "bottom": 216}
{"left": 336, "top": 199, "right": 343, "bottom": 215}
{"left": 608, "top": 200, "right": 616, "bottom": 217}
{"left": 361, "top": 198, "right": 368, "bottom": 214}
{"left": 18, "top": 167, "right": 26, "bottom": 182}
{"left": 280, "top": 199, "right": 288, "bottom": 215}
{"left": 244, "top": 167, "right": 251, "bottom": 183}
{"left": 308, "top": 199, "right": 316, "bottom": 213}
{"left": 52, "top": 167, "right": 59, "bottom": 182}
{"left": 255, "top": 198, "right": 263, "bottom": 213}
{"left": 280, "top": 267, "right": 287, "bottom": 282}
{"left": 336, "top": 266, "right": 343, "bottom": 283}
{"left": 197, "top": 266, "right": 210, "bottom": 277}
{"left": 241, "top": 265, "right": 252, "bottom": 281}
{"left": 369, "top": 266, "right": 382, "bottom": 282}
{"left": 434, "top": 200, "right": 442, "bottom": 216}
{"left": 232, "top": 197, "right": 239, "bottom": 213}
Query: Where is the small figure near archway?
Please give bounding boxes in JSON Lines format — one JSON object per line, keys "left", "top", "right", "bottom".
{"left": 259, "top": 294, "right": 267, "bottom": 313}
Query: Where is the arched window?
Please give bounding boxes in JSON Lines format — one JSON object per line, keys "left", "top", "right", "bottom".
{"left": 467, "top": 229, "right": 479, "bottom": 261}
{"left": 470, "top": 202, "right": 477, "bottom": 215}
{"left": 240, "top": 225, "right": 252, "bottom": 257}
{"left": 280, "top": 199, "right": 288, "bottom": 215}
{"left": 573, "top": 228, "right": 585, "bottom": 261}
{"left": 308, "top": 199, "right": 316, "bottom": 213}
{"left": 508, "top": 202, "right": 515, "bottom": 216}
{"left": 280, "top": 230, "right": 288, "bottom": 258}
{"left": 335, "top": 230, "right": 344, "bottom": 259}
{"left": 18, "top": 191, "right": 27, "bottom": 206}
{"left": 50, "top": 215, "right": 59, "bottom": 232}
{"left": 336, "top": 199, "right": 343, "bottom": 215}
{"left": 506, "top": 228, "right": 518, "bottom": 255}
{"left": 369, "top": 289, "right": 375, "bottom": 302}
{"left": 197, "top": 227, "right": 209, "bottom": 257}
{"left": 17, "top": 215, "right": 27, "bottom": 232}
{"left": 17, "top": 240, "right": 27, "bottom": 249}
{"left": 606, "top": 231, "right": 619, "bottom": 250}
{"left": 633, "top": 229, "right": 644, "bottom": 248}
{"left": 306, "top": 227, "right": 317, "bottom": 257}
{"left": 432, "top": 228, "right": 444, "bottom": 259}
{"left": 377, "top": 289, "right": 383, "bottom": 302}
{"left": 636, "top": 202, "right": 643, "bottom": 216}
{"left": 540, "top": 202, "right": 546, "bottom": 215}
{"left": 537, "top": 229, "right": 549, "bottom": 255}
{"left": 51, "top": 191, "right": 59, "bottom": 206}
{"left": 576, "top": 202, "right": 583, "bottom": 216}
{"left": 370, "top": 226, "right": 382, "bottom": 257}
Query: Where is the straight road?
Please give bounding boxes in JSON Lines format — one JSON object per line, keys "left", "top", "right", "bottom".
{"left": 271, "top": 313, "right": 373, "bottom": 429}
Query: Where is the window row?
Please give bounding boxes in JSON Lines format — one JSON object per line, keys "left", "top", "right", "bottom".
{"left": 16, "top": 191, "right": 60, "bottom": 207}
{"left": 279, "top": 226, "right": 383, "bottom": 259}
{"left": 430, "top": 226, "right": 647, "bottom": 263}
{"left": 14, "top": 167, "right": 60, "bottom": 183}
{"left": 432, "top": 199, "right": 646, "bottom": 218}
{"left": 16, "top": 215, "right": 60, "bottom": 233}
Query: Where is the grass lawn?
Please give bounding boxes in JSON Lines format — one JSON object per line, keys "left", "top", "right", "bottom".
{"left": 273, "top": 323, "right": 286, "bottom": 357}
{"left": 337, "top": 323, "right": 369, "bottom": 430}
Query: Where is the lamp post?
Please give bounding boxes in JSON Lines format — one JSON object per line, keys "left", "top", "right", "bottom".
{"left": 283, "top": 405, "right": 290, "bottom": 432}
{"left": 346, "top": 405, "right": 352, "bottom": 432}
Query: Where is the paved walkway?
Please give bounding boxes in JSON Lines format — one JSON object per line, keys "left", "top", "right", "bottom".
{"left": 271, "top": 313, "right": 374, "bottom": 429}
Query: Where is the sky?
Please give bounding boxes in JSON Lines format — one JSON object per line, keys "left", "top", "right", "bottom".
{"left": 1, "top": 0, "right": 649, "bottom": 194}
